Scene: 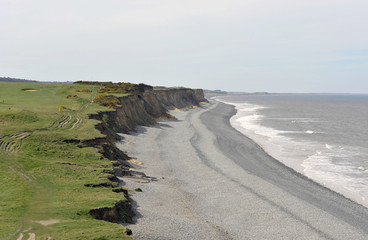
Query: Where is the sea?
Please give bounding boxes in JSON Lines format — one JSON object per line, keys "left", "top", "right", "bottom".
{"left": 214, "top": 93, "right": 368, "bottom": 208}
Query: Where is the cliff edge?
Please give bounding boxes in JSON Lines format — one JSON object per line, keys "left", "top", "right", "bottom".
{"left": 85, "top": 83, "right": 207, "bottom": 223}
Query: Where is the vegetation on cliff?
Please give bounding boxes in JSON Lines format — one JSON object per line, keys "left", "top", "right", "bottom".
{"left": 0, "top": 81, "right": 133, "bottom": 239}
{"left": 93, "top": 94, "right": 122, "bottom": 109}
{"left": 74, "top": 80, "right": 152, "bottom": 94}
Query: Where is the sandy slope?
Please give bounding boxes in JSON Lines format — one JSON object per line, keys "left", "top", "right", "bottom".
{"left": 118, "top": 101, "right": 368, "bottom": 240}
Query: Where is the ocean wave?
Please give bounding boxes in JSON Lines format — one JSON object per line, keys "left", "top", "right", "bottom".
{"left": 215, "top": 97, "right": 368, "bottom": 208}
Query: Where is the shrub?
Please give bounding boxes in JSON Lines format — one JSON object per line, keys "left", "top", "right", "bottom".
{"left": 74, "top": 81, "right": 109, "bottom": 85}
{"left": 73, "top": 81, "right": 153, "bottom": 93}
{"left": 97, "top": 82, "right": 137, "bottom": 94}
{"left": 75, "top": 89, "right": 91, "bottom": 93}
{"left": 93, "top": 95, "right": 120, "bottom": 108}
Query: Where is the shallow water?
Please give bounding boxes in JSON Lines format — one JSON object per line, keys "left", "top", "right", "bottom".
{"left": 215, "top": 93, "right": 368, "bottom": 207}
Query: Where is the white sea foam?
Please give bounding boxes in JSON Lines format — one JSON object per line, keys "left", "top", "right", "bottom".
{"left": 302, "top": 149, "right": 368, "bottom": 207}
{"left": 221, "top": 100, "right": 310, "bottom": 173}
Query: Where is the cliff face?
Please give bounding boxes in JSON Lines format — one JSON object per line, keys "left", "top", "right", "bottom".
{"left": 154, "top": 89, "right": 208, "bottom": 109}
{"left": 93, "top": 88, "right": 207, "bottom": 137}
{"left": 84, "top": 86, "right": 207, "bottom": 225}
{"left": 88, "top": 88, "right": 207, "bottom": 161}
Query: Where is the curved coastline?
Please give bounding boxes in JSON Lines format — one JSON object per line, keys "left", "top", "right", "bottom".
{"left": 206, "top": 100, "right": 368, "bottom": 211}
{"left": 121, "top": 100, "right": 368, "bottom": 239}
{"left": 215, "top": 97, "right": 368, "bottom": 209}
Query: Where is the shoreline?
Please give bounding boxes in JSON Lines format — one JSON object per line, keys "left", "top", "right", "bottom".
{"left": 119, "top": 100, "right": 368, "bottom": 239}
{"left": 215, "top": 97, "right": 368, "bottom": 209}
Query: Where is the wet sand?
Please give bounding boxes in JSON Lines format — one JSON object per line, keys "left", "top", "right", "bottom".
{"left": 118, "top": 101, "right": 368, "bottom": 240}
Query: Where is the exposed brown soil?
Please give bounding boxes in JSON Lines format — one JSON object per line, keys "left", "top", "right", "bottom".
{"left": 89, "top": 200, "right": 135, "bottom": 224}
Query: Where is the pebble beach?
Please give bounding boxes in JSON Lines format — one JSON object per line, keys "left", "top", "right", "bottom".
{"left": 118, "top": 100, "right": 368, "bottom": 240}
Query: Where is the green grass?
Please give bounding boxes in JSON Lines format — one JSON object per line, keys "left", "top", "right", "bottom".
{"left": 0, "top": 82, "right": 133, "bottom": 239}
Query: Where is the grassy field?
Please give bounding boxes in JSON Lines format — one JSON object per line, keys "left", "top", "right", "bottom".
{"left": 0, "top": 82, "right": 133, "bottom": 240}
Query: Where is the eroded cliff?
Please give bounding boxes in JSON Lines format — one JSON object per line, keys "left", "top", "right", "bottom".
{"left": 92, "top": 88, "right": 207, "bottom": 138}
{"left": 87, "top": 86, "right": 207, "bottom": 223}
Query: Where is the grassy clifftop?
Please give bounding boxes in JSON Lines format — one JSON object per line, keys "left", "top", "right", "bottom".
{"left": 0, "top": 82, "right": 133, "bottom": 239}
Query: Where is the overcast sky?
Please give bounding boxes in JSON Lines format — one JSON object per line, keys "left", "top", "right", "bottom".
{"left": 1, "top": 0, "right": 368, "bottom": 93}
